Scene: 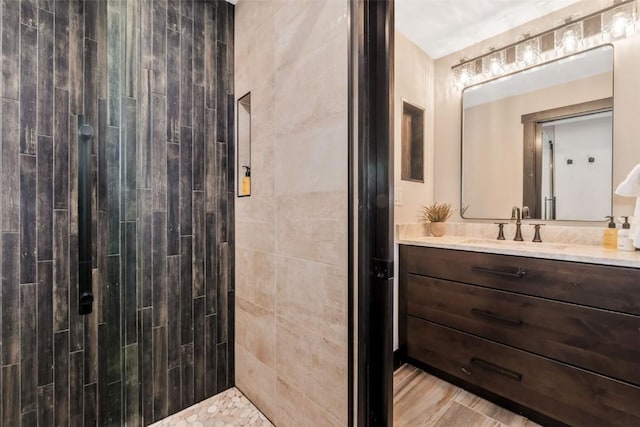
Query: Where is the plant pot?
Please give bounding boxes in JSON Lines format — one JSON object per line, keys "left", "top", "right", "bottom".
{"left": 430, "top": 222, "right": 446, "bottom": 237}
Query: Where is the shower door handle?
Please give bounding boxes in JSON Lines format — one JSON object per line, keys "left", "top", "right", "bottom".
{"left": 78, "top": 120, "right": 94, "bottom": 315}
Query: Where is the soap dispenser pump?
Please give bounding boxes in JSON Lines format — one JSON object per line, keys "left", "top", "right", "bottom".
{"left": 241, "top": 166, "right": 251, "bottom": 196}
{"left": 617, "top": 216, "right": 635, "bottom": 252}
{"left": 603, "top": 216, "right": 617, "bottom": 249}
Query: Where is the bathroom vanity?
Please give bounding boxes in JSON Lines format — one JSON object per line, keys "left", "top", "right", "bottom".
{"left": 398, "top": 239, "right": 640, "bottom": 426}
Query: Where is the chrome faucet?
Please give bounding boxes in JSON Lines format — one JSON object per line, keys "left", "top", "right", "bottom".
{"left": 511, "top": 206, "right": 524, "bottom": 241}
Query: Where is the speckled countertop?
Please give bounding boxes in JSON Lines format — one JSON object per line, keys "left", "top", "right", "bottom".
{"left": 398, "top": 235, "right": 640, "bottom": 268}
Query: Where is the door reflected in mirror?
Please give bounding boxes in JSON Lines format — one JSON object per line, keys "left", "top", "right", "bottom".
{"left": 461, "top": 45, "right": 613, "bottom": 221}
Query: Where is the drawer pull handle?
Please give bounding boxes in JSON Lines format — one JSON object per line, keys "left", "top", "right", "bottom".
{"left": 471, "top": 266, "right": 526, "bottom": 278}
{"left": 470, "top": 358, "right": 522, "bottom": 382}
{"left": 471, "top": 308, "right": 523, "bottom": 326}
{"left": 461, "top": 367, "right": 472, "bottom": 376}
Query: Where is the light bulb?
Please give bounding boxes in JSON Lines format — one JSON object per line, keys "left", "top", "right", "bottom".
{"left": 489, "top": 57, "right": 503, "bottom": 75}
{"left": 612, "top": 12, "right": 628, "bottom": 38}
{"left": 522, "top": 46, "right": 536, "bottom": 65}
{"left": 458, "top": 69, "right": 471, "bottom": 87}
{"left": 562, "top": 29, "right": 578, "bottom": 52}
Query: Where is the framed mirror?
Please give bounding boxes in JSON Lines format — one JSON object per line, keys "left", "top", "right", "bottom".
{"left": 461, "top": 45, "right": 614, "bottom": 221}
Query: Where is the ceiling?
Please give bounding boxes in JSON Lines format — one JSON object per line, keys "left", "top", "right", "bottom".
{"left": 395, "top": 0, "right": 583, "bottom": 59}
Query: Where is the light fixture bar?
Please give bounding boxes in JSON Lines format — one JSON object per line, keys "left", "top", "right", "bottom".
{"left": 452, "top": 0, "right": 635, "bottom": 71}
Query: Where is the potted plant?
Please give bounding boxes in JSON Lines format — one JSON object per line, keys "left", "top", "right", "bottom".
{"left": 421, "top": 202, "right": 455, "bottom": 237}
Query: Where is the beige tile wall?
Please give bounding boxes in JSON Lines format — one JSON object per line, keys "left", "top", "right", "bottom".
{"left": 234, "top": 1, "right": 349, "bottom": 425}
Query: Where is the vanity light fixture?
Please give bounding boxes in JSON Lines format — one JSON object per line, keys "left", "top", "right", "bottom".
{"left": 516, "top": 37, "right": 540, "bottom": 66}
{"left": 452, "top": 0, "right": 637, "bottom": 88}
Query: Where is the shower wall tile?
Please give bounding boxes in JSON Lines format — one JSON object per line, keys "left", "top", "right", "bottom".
{"left": 152, "top": 212, "right": 168, "bottom": 327}
{"left": 69, "top": 350, "right": 83, "bottom": 426}
{"left": 166, "top": 29, "right": 180, "bottom": 142}
{"left": 138, "top": 190, "right": 153, "bottom": 308}
{"left": 1, "top": 233, "right": 20, "bottom": 365}
{"left": 1, "top": 99, "right": 20, "bottom": 232}
{"left": 151, "top": 0, "right": 167, "bottom": 95}
{"left": 20, "top": 24, "right": 37, "bottom": 155}
{"left": 0, "top": 2, "right": 234, "bottom": 426}
{"left": 139, "top": 70, "right": 152, "bottom": 189}
{"left": 167, "top": 255, "right": 181, "bottom": 369}
{"left": 83, "top": 383, "right": 97, "bottom": 427}
{"left": 54, "top": 331, "right": 69, "bottom": 427}
{"left": 37, "top": 136, "right": 54, "bottom": 261}
{"left": 84, "top": 292, "right": 98, "bottom": 384}
{"left": 180, "top": 127, "right": 193, "bottom": 235}
{"left": 37, "top": 384, "right": 54, "bottom": 427}
{"left": 20, "top": 154, "right": 37, "bottom": 284}
{"left": 193, "top": 190, "right": 205, "bottom": 297}
{"left": 54, "top": 89, "right": 70, "bottom": 211}
{"left": 54, "top": 1, "right": 69, "bottom": 90}
{"left": 68, "top": 1, "right": 84, "bottom": 115}
{"left": 38, "top": 9, "right": 54, "bottom": 137}
{"left": 2, "top": 364, "right": 20, "bottom": 426}
{"left": 152, "top": 94, "right": 168, "bottom": 210}
{"left": 193, "top": 86, "right": 205, "bottom": 191}
{"left": 193, "top": 296, "right": 206, "bottom": 401}
{"left": 181, "top": 16, "right": 194, "bottom": 128}
{"left": 181, "top": 236, "right": 194, "bottom": 345}
{"left": 1, "top": 0, "right": 20, "bottom": 100}
{"left": 180, "top": 343, "right": 195, "bottom": 409}
{"left": 153, "top": 326, "right": 168, "bottom": 422}
{"left": 168, "top": 366, "right": 181, "bottom": 415}
{"left": 140, "top": 308, "right": 153, "bottom": 424}
{"left": 37, "top": 261, "right": 54, "bottom": 386}
{"left": 20, "top": 283, "right": 37, "bottom": 413}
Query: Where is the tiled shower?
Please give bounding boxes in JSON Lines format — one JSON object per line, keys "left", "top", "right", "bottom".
{"left": 0, "top": 0, "right": 235, "bottom": 425}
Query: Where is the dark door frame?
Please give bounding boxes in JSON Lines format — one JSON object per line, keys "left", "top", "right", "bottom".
{"left": 349, "top": 1, "right": 395, "bottom": 426}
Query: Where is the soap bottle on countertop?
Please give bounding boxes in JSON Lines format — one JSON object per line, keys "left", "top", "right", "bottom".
{"left": 241, "top": 166, "right": 251, "bottom": 196}
{"left": 603, "top": 216, "right": 617, "bottom": 249}
{"left": 617, "top": 216, "right": 635, "bottom": 252}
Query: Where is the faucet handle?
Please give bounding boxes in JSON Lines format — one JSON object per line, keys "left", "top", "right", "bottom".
{"left": 530, "top": 224, "right": 545, "bottom": 242}
{"left": 494, "top": 222, "right": 507, "bottom": 240}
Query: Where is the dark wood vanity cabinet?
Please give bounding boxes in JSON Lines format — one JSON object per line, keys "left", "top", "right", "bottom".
{"left": 399, "top": 245, "right": 640, "bottom": 427}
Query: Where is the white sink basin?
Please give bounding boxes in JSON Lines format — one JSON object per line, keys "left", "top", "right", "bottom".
{"left": 461, "top": 238, "right": 567, "bottom": 251}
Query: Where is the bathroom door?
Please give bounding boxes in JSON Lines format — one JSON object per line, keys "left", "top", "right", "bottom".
{"left": 356, "top": 1, "right": 395, "bottom": 426}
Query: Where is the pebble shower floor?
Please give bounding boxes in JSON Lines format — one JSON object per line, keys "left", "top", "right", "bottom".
{"left": 151, "top": 388, "right": 273, "bottom": 427}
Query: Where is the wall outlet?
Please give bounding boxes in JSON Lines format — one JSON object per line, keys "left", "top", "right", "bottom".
{"left": 394, "top": 188, "right": 403, "bottom": 206}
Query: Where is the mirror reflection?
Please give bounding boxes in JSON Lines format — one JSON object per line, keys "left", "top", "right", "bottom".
{"left": 462, "top": 46, "right": 614, "bottom": 220}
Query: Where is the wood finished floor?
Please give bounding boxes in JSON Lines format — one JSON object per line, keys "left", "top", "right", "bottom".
{"left": 394, "top": 364, "right": 541, "bottom": 427}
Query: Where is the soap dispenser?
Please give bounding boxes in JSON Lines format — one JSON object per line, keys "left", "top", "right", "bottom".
{"left": 603, "top": 216, "right": 617, "bottom": 249}
{"left": 617, "top": 216, "right": 635, "bottom": 252}
{"left": 241, "top": 166, "right": 251, "bottom": 196}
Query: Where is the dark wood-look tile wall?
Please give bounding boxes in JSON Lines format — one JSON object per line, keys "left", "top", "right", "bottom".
{"left": 0, "top": 0, "right": 234, "bottom": 425}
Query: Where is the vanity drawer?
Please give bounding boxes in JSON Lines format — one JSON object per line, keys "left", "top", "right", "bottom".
{"left": 407, "top": 317, "right": 640, "bottom": 427}
{"left": 407, "top": 274, "right": 640, "bottom": 386}
{"left": 404, "top": 246, "right": 640, "bottom": 315}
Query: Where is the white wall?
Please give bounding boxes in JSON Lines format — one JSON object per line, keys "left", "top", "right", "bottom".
{"left": 393, "top": 32, "right": 435, "bottom": 351}
{"left": 394, "top": 31, "right": 435, "bottom": 224}
{"left": 553, "top": 114, "right": 612, "bottom": 220}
